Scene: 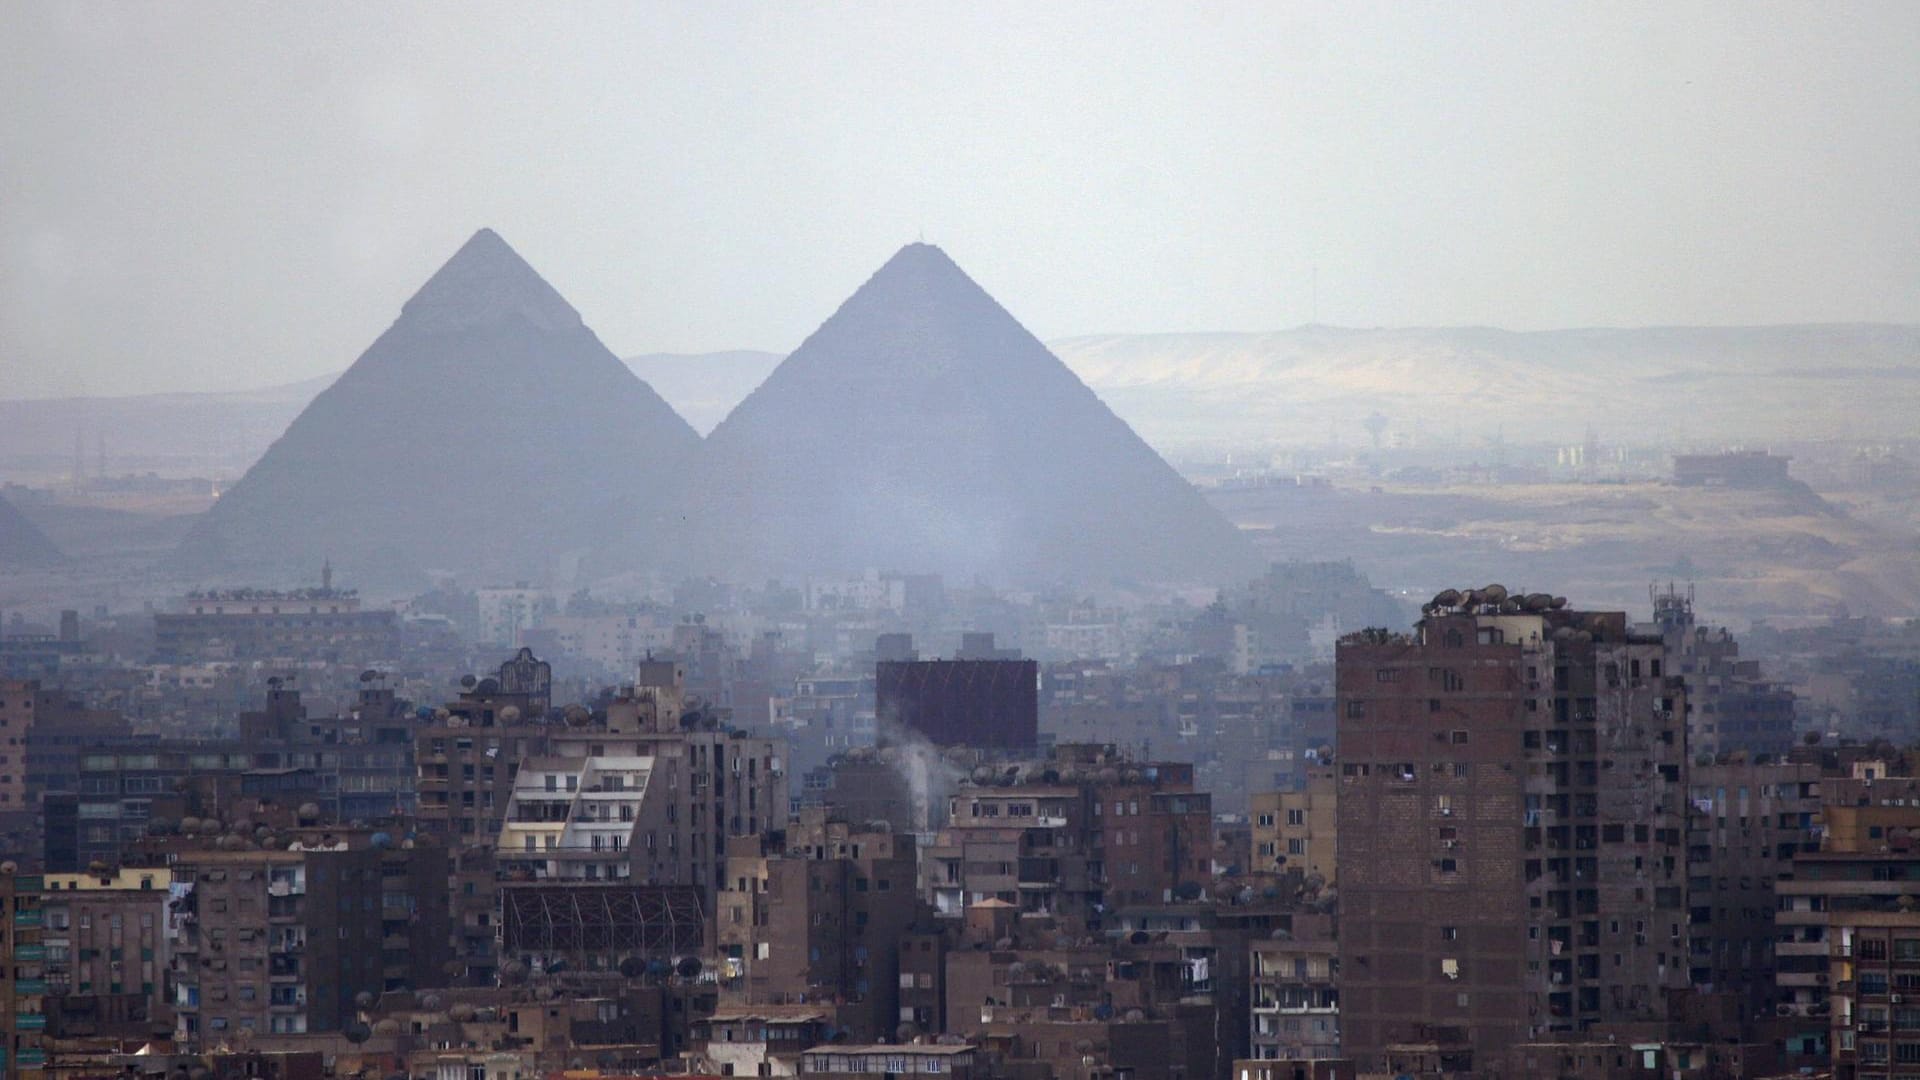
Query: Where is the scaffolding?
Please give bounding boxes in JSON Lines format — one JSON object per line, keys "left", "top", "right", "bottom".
{"left": 501, "top": 882, "right": 706, "bottom": 959}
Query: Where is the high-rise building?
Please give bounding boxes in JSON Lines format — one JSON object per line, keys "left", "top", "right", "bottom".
{"left": 40, "top": 866, "right": 172, "bottom": 1039}
{"left": 414, "top": 649, "right": 553, "bottom": 985}
{"left": 167, "top": 841, "right": 450, "bottom": 1045}
{"left": 1335, "top": 591, "right": 1691, "bottom": 1071}
{"left": 1684, "top": 759, "right": 1821, "bottom": 1020}
{"left": 494, "top": 661, "right": 787, "bottom": 899}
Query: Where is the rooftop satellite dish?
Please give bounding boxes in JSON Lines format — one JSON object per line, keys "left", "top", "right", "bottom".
{"left": 360, "top": 670, "right": 379, "bottom": 683}
{"left": 461, "top": 674, "right": 478, "bottom": 689}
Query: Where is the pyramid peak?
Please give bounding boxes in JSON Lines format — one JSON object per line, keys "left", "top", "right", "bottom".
{"left": 877, "top": 241, "right": 962, "bottom": 273}
{"left": 400, "top": 228, "right": 583, "bottom": 334}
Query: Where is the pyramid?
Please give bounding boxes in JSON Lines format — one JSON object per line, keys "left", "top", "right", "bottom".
{"left": 176, "top": 229, "right": 700, "bottom": 586}
{"left": 683, "top": 244, "right": 1258, "bottom": 586}
{"left": 0, "top": 491, "right": 64, "bottom": 569}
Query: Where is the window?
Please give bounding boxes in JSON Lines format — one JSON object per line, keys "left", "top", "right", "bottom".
{"left": 1346, "top": 701, "right": 1366, "bottom": 718}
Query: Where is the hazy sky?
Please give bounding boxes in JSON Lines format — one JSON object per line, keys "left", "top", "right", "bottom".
{"left": 4, "top": 2, "right": 1918, "bottom": 399}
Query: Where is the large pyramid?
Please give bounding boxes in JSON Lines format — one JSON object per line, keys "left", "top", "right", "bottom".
{"left": 0, "top": 491, "right": 64, "bottom": 569}
{"left": 177, "top": 229, "right": 700, "bottom": 586}
{"left": 683, "top": 244, "right": 1258, "bottom": 586}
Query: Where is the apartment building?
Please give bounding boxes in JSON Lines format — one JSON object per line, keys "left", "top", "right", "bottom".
{"left": 1335, "top": 591, "right": 1690, "bottom": 1071}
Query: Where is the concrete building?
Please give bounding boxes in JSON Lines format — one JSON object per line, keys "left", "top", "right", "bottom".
{"left": 919, "top": 745, "right": 1211, "bottom": 929}
{"left": 716, "top": 809, "right": 921, "bottom": 1042}
{"left": 799, "top": 1042, "right": 978, "bottom": 1080}
{"left": 691, "top": 1004, "right": 830, "bottom": 1078}
{"left": 495, "top": 661, "right": 788, "bottom": 898}
{"left": 1646, "top": 584, "right": 1798, "bottom": 757}
{"left": 414, "top": 649, "right": 553, "bottom": 985}
{"left": 1249, "top": 914, "right": 1340, "bottom": 1064}
{"left": 1, "top": 872, "right": 49, "bottom": 1076}
{"left": 154, "top": 585, "right": 397, "bottom": 663}
{"left": 40, "top": 866, "right": 171, "bottom": 1040}
{"left": 1335, "top": 592, "right": 1691, "bottom": 1072}
{"left": 1250, "top": 765, "right": 1336, "bottom": 885}
{"left": 1684, "top": 759, "right": 1822, "bottom": 1021}
{"left": 1772, "top": 773, "right": 1920, "bottom": 1074}
{"left": 475, "top": 587, "right": 551, "bottom": 647}
{"left": 167, "top": 841, "right": 450, "bottom": 1045}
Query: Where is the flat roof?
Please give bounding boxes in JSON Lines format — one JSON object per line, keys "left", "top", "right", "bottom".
{"left": 805, "top": 1044, "right": 976, "bottom": 1056}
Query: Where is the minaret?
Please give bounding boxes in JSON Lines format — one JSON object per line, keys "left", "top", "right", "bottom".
{"left": 321, "top": 558, "right": 334, "bottom": 593}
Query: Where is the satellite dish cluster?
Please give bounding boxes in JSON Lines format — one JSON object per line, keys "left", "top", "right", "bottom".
{"left": 1422, "top": 584, "right": 1568, "bottom": 616}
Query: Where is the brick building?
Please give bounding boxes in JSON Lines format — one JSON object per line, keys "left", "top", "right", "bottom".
{"left": 1335, "top": 592, "right": 1691, "bottom": 1071}
{"left": 716, "top": 809, "right": 921, "bottom": 1042}
{"left": 167, "top": 841, "right": 450, "bottom": 1044}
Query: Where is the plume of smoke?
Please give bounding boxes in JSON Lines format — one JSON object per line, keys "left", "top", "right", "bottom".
{"left": 875, "top": 708, "right": 963, "bottom": 834}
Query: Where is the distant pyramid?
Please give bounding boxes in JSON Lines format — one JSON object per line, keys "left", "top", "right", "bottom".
{"left": 683, "top": 244, "right": 1258, "bottom": 585}
{"left": 176, "top": 229, "right": 700, "bottom": 586}
{"left": 0, "top": 491, "right": 64, "bottom": 569}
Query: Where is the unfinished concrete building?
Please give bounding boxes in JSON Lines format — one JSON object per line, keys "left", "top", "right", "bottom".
{"left": 494, "top": 660, "right": 787, "bottom": 899}
{"left": 1334, "top": 589, "right": 1691, "bottom": 1072}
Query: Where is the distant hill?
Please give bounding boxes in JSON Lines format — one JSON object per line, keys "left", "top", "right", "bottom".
{"left": 623, "top": 351, "right": 783, "bottom": 435}
{"left": 7, "top": 324, "right": 1915, "bottom": 484}
{"left": 675, "top": 243, "right": 1258, "bottom": 587}
{"left": 0, "top": 373, "right": 335, "bottom": 480}
{"left": 1051, "top": 324, "right": 1920, "bottom": 451}
{"left": 173, "top": 228, "right": 699, "bottom": 587}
